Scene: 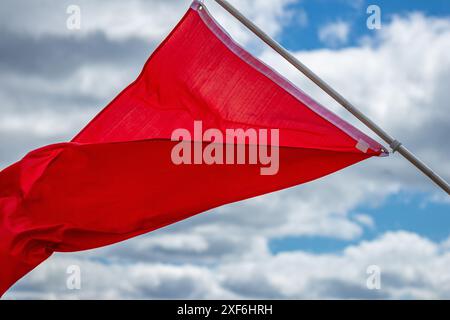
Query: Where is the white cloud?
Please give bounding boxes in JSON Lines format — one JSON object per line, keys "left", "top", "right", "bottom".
{"left": 318, "top": 20, "right": 351, "bottom": 47}
{"left": 6, "top": 231, "right": 450, "bottom": 299}
{"left": 0, "top": 0, "right": 294, "bottom": 45}
{"left": 353, "top": 214, "right": 375, "bottom": 228}
{"left": 286, "top": 8, "right": 308, "bottom": 28}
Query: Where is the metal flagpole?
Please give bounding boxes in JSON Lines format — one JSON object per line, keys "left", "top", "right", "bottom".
{"left": 207, "top": 0, "right": 450, "bottom": 195}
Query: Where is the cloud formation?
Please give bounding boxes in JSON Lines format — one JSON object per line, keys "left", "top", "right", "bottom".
{"left": 318, "top": 20, "right": 351, "bottom": 47}
{"left": 8, "top": 231, "right": 450, "bottom": 299}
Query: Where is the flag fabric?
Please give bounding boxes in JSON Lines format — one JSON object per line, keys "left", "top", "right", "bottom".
{"left": 0, "top": 0, "right": 387, "bottom": 296}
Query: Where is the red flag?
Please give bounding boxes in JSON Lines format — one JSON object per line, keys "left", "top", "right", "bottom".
{"left": 0, "top": 1, "right": 386, "bottom": 296}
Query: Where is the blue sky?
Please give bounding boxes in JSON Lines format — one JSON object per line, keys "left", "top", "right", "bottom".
{"left": 281, "top": 0, "right": 450, "bottom": 50}
{"left": 270, "top": 192, "right": 450, "bottom": 254}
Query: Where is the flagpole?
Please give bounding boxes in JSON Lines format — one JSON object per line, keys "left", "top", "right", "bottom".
{"left": 207, "top": 0, "right": 450, "bottom": 195}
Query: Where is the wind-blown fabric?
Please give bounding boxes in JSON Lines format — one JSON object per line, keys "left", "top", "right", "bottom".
{"left": 0, "top": 1, "right": 387, "bottom": 296}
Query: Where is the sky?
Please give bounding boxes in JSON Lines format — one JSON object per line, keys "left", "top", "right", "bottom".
{"left": 0, "top": 0, "right": 449, "bottom": 299}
